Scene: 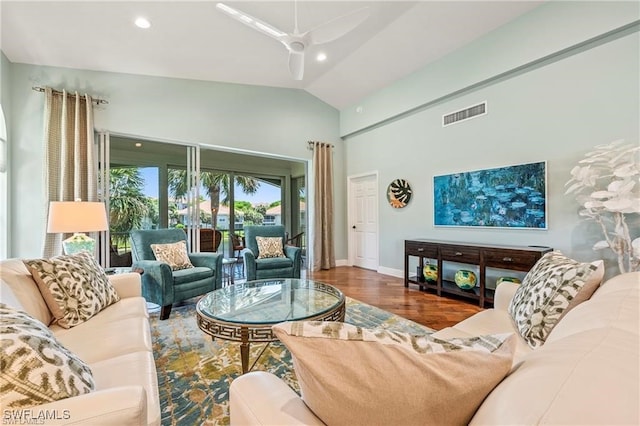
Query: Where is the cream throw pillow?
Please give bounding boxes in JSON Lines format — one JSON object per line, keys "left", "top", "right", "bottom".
{"left": 272, "top": 321, "right": 516, "bottom": 426}
{"left": 150, "top": 240, "right": 194, "bottom": 270}
{"left": 0, "top": 303, "right": 95, "bottom": 409}
{"left": 255, "top": 236, "right": 285, "bottom": 259}
{"left": 24, "top": 252, "right": 120, "bottom": 329}
{"left": 508, "top": 251, "right": 605, "bottom": 349}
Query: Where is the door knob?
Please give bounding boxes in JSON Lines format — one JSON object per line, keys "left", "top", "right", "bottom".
{"left": 352, "top": 225, "right": 356, "bottom": 229}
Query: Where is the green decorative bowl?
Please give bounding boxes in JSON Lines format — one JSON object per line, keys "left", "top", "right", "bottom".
{"left": 496, "top": 276, "right": 521, "bottom": 286}
{"left": 454, "top": 270, "right": 477, "bottom": 290}
{"left": 423, "top": 264, "right": 438, "bottom": 284}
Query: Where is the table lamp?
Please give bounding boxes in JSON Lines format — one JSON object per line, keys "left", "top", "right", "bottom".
{"left": 47, "top": 200, "right": 109, "bottom": 255}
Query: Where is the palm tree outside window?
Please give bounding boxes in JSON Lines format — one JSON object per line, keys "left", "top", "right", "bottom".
{"left": 169, "top": 169, "right": 267, "bottom": 256}
{"left": 108, "top": 166, "right": 159, "bottom": 266}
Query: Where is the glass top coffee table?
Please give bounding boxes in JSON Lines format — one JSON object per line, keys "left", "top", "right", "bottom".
{"left": 196, "top": 278, "right": 345, "bottom": 374}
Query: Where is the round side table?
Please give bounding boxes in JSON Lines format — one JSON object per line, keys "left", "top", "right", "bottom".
{"left": 222, "top": 258, "right": 238, "bottom": 286}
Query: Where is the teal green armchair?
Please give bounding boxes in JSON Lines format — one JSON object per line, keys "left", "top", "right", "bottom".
{"left": 243, "top": 225, "right": 302, "bottom": 281}
{"left": 130, "top": 228, "right": 223, "bottom": 320}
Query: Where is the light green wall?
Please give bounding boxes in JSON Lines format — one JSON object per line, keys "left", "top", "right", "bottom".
{"left": 7, "top": 64, "right": 343, "bottom": 258}
{"left": 341, "top": 1, "right": 639, "bottom": 136}
{"left": 0, "top": 51, "right": 11, "bottom": 259}
{"left": 344, "top": 29, "right": 639, "bottom": 278}
{"left": 0, "top": 52, "right": 9, "bottom": 103}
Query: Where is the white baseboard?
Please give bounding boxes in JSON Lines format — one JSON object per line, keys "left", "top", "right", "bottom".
{"left": 331, "top": 261, "right": 403, "bottom": 278}
{"left": 306, "top": 259, "right": 350, "bottom": 269}
{"left": 377, "top": 266, "right": 403, "bottom": 278}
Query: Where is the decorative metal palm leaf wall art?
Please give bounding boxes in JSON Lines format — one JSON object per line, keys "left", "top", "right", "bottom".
{"left": 433, "top": 161, "right": 547, "bottom": 229}
{"left": 387, "top": 179, "right": 413, "bottom": 208}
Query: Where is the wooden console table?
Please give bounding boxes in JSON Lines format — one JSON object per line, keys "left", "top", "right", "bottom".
{"left": 404, "top": 239, "right": 552, "bottom": 307}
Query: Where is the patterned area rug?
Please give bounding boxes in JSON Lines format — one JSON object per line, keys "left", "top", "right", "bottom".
{"left": 150, "top": 297, "right": 433, "bottom": 425}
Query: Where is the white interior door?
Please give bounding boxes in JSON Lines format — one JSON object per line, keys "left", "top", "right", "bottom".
{"left": 349, "top": 173, "right": 378, "bottom": 270}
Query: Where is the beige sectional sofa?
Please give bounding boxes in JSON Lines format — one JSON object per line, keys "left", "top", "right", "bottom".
{"left": 230, "top": 271, "right": 640, "bottom": 425}
{"left": 0, "top": 258, "right": 160, "bottom": 426}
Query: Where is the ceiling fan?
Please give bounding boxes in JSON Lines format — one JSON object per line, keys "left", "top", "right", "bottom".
{"left": 216, "top": 2, "right": 369, "bottom": 81}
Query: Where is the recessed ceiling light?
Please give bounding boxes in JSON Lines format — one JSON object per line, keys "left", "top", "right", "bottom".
{"left": 316, "top": 52, "right": 327, "bottom": 62}
{"left": 135, "top": 142, "right": 143, "bottom": 147}
{"left": 135, "top": 17, "right": 151, "bottom": 29}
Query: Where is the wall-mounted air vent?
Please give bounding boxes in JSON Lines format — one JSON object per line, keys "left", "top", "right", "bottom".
{"left": 443, "top": 102, "right": 487, "bottom": 127}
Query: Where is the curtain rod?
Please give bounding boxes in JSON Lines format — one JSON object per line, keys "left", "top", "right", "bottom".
{"left": 32, "top": 86, "right": 109, "bottom": 105}
{"left": 307, "top": 141, "right": 334, "bottom": 150}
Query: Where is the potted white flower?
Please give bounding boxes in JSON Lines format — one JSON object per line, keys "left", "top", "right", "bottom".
{"left": 566, "top": 139, "right": 640, "bottom": 273}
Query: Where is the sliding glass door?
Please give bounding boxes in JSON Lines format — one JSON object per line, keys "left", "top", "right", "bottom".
{"left": 165, "top": 166, "right": 286, "bottom": 257}
{"left": 98, "top": 133, "right": 305, "bottom": 270}
{"left": 188, "top": 169, "right": 284, "bottom": 257}
{"left": 290, "top": 175, "right": 306, "bottom": 257}
{"left": 98, "top": 133, "right": 199, "bottom": 267}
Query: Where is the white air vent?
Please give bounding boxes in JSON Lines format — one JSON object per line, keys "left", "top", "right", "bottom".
{"left": 443, "top": 102, "right": 487, "bottom": 127}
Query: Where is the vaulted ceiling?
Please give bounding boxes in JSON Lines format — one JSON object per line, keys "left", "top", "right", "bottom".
{"left": 1, "top": 1, "right": 543, "bottom": 109}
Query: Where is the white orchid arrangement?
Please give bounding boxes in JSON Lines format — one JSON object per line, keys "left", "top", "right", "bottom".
{"left": 566, "top": 140, "right": 640, "bottom": 273}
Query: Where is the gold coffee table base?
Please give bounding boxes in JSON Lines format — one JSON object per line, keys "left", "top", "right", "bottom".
{"left": 196, "top": 279, "right": 346, "bottom": 374}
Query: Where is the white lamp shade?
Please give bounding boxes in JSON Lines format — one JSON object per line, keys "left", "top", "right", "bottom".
{"left": 47, "top": 201, "right": 109, "bottom": 233}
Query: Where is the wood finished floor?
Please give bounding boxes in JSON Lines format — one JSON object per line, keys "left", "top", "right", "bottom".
{"left": 305, "top": 266, "right": 483, "bottom": 331}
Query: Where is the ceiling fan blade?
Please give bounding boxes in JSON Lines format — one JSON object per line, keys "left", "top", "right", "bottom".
{"left": 288, "top": 50, "right": 305, "bottom": 81}
{"left": 307, "top": 6, "right": 369, "bottom": 45}
{"left": 216, "top": 3, "right": 287, "bottom": 41}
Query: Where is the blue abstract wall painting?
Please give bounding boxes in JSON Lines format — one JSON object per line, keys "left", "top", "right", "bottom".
{"left": 433, "top": 161, "right": 547, "bottom": 229}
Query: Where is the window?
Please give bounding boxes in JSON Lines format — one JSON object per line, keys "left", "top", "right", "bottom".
{"left": 107, "top": 137, "right": 302, "bottom": 260}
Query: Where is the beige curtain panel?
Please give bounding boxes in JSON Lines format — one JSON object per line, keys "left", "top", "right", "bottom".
{"left": 42, "top": 88, "right": 97, "bottom": 257}
{"left": 312, "top": 141, "right": 335, "bottom": 271}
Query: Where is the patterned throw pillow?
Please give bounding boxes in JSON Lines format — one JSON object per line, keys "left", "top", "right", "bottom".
{"left": 508, "top": 251, "right": 604, "bottom": 348}
{"left": 273, "top": 321, "right": 515, "bottom": 426}
{"left": 255, "top": 236, "right": 285, "bottom": 259}
{"left": 150, "top": 241, "right": 194, "bottom": 270}
{"left": 24, "top": 252, "right": 121, "bottom": 329}
{"left": 0, "top": 303, "right": 95, "bottom": 409}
